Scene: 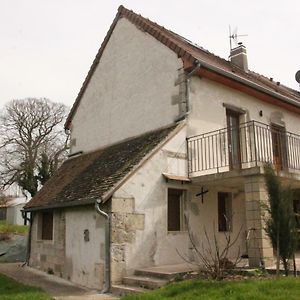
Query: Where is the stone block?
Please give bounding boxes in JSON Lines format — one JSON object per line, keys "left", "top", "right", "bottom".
{"left": 111, "top": 228, "right": 135, "bottom": 243}
{"left": 245, "top": 200, "right": 261, "bottom": 212}
{"left": 40, "top": 254, "right": 47, "bottom": 262}
{"left": 111, "top": 213, "right": 125, "bottom": 229}
{"left": 54, "top": 264, "right": 62, "bottom": 273}
{"left": 111, "top": 197, "right": 134, "bottom": 213}
{"left": 125, "top": 213, "right": 145, "bottom": 231}
{"left": 111, "top": 260, "right": 126, "bottom": 284}
{"left": 111, "top": 244, "right": 125, "bottom": 262}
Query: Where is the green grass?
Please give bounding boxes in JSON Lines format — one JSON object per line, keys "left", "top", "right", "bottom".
{"left": 0, "top": 274, "right": 51, "bottom": 300}
{"left": 0, "top": 221, "right": 28, "bottom": 235}
{"left": 122, "top": 277, "right": 300, "bottom": 300}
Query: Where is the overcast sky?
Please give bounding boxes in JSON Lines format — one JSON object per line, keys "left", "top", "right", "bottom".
{"left": 1, "top": 0, "right": 300, "bottom": 109}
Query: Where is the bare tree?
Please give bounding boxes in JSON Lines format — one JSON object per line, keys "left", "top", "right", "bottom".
{"left": 176, "top": 217, "right": 243, "bottom": 280}
{"left": 0, "top": 98, "right": 69, "bottom": 197}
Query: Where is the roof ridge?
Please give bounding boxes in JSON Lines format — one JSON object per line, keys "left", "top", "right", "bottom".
{"left": 65, "top": 5, "right": 300, "bottom": 128}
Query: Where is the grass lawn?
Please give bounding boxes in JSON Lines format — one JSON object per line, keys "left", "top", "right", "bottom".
{"left": 0, "top": 273, "right": 51, "bottom": 300}
{"left": 0, "top": 221, "right": 28, "bottom": 235}
{"left": 122, "top": 277, "right": 300, "bottom": 300}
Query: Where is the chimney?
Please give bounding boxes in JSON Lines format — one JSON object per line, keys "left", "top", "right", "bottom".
{"left": 229, "top": 43, "right": 248, "bottom": 72}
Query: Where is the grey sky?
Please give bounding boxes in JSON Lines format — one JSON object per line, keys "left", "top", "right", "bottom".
{"left": 1, "top": 0, "right": 300, "bottom": 109}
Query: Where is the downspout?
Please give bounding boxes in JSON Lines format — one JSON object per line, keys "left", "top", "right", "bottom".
{"left": 175, "top": 61, "right": 201, "bottom": 122}
{"left": 95, "top": 198, "right": 111, "bottom": 293}
{"left": 21, "top": 210, "right": 32, "bottom": 266}
{"left": 185, "top": 60, "right": 201, "bottom": 114}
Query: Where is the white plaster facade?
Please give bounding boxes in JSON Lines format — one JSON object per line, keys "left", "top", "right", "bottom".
{"left": 70, "top": 18, "right": 183, "bottom": 154}
{"left": 188, "top": 77, "right": 299, "bottom": 138}
{"left": 65, "top": 207, "right": 105, "bottom": 289}
{"left": 28, "top": 7, "right": 300, "bottom": 290}
{"left": 66, "top": 14, "right": 300, "bottom": 284}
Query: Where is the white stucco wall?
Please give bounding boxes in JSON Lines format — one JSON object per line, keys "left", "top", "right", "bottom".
{"left": 70, "top": 18, "right": 182, "bottom": 153}
{"left": 6, "top": 204, "right": 24, "bottom": 225}
{"left": 113, "top": 126, "right": 188, "bottom": 272}
{"left": 187, "top": 77, "right": 299, "bottom": 137}
{"left": 112, "top": 125, "right": 246, "bottom": 274}
{"left": 65, "top": 207, "right": 105, "bottom": 289}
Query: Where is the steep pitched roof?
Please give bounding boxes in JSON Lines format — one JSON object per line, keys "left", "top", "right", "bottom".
{"left": 65, "top": 5, "right": 300, "bottom": 129}
{"left": 24, "top": 124, "right": 178, "bottom": 211}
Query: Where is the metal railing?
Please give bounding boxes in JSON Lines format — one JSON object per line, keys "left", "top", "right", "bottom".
{"left": 187, "top": 121, "right": 300, "bottom": 175}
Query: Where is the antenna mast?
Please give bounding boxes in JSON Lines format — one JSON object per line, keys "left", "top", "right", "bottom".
{"left": 229, "top": 25, "right": 248, "bottom": 51}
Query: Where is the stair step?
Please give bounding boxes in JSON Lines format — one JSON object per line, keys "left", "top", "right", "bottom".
{"left": 111, "top": 284, "right": 148, "bottom": 296}
{"left": 123, "top": 275, "right": 168, "bottom": 289}
{"left": 135, "top": 268, "right": 187, "bottom": 280}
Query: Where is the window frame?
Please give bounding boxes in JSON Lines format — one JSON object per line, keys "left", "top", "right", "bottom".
{"left": 37, "top": 210, "right": 54, "bottom": 241}
{"left": 167, "top": 188, "right": 187, "bottom": 232}
{"left": 218, "top": 192, "right": 232, "bottom": 232}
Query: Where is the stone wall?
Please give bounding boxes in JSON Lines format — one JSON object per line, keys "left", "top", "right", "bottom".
{"left": 110, "top": 197, "right": 145, "bottom": 284}
{"left": 30, "top": 209, "right": 66, "bottom": 277}
{"left": 244, "top": 175, "right": 274, "bottom": 267}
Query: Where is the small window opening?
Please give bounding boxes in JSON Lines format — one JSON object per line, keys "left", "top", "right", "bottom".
{"left": 218, "top": 192, "right": 232, "bottom": 232}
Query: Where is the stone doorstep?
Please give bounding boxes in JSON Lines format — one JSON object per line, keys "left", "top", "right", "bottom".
{"left": 111, "top": 285, "right": 148, "bottom": 296}
{"left": 123, "top": 275, "right": 168, "bottom": 289}
{"left": 112, "top": 263, "right": 197, "bottom": 296}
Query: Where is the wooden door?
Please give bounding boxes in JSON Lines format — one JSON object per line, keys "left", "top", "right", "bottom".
{"left": 271, "top": 124, "right": 287, "bottom": 171}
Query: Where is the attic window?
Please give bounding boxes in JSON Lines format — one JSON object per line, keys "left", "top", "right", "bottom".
{"left": 38, "top": 211, "right": 53, "bottom": 240}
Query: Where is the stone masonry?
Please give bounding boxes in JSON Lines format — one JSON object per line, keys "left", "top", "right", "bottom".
{"left": 30, "top": 209, "right": 66, "bottom": 278}
{"left": 244, "top": 175, "right": 274, "bottom": 267}
{"left": 110, "top": 197, "right": 145, "bottom": 284}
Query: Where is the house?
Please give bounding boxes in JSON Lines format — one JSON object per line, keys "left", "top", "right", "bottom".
{"left": 1, "top": 187, "right": 28, "bottom": 225}
{"left": 24, "top": 5, "right": 300, "bottom": 292}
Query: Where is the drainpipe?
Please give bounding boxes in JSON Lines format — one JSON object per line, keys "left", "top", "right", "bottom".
{"left": 21, "top": 210, "right": 32, "bottom": 266}
{"left": 175, "top": 61, "right": 201, "bottom": 122}
{"left": 95, "top": 198, "right": 111, "bottom": 293}
{"left": 185, "top": 61, "right": 201, "bottom": 114}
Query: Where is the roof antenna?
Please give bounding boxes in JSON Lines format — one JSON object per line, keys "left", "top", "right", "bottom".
{"left": 229, "top": 25, "right": 248, "bottom": 51}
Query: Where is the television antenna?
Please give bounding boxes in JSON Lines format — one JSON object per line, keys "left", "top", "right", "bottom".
{"left": 229, "top": 25, "right": 248, "bottom": 51}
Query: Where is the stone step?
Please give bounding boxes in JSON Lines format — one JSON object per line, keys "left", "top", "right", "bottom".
{"left": 112, "top": 284, "right": 148, "bottom": 296}
{"left": 135, "top": 268, "right": 187, "bottom": 280}
{"left": 123, "top": 275, "right": 168, "bottom": 289}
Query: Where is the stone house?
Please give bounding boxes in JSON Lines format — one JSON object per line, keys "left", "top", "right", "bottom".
{"left": 24, "top": 5, "right": 300, "bottom": 291}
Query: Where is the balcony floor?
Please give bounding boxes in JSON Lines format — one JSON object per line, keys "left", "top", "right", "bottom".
{"left": 189, "top": 166, "right": 300, "bottom": 189}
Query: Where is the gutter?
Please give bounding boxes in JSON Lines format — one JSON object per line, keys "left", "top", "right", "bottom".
{"left": 21, "top": 210, "right": 32, "bottom": 266}
{"left": 192, "top": 59, "right": 300, "bottom": 109}
{"left": 95, "top": 198, "right": 111, "bottom": 293}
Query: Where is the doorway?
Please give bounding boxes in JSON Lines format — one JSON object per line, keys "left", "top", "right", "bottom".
{"left": 271, "top": 124, "right": 287, "bottom": 171}
{"left": 226, "top": 110, "right": 241, "bottom": 170}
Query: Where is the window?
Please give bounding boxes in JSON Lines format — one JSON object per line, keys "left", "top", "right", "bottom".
{"left": 167, "top": 188, "right": 186, "bottom": 231}
{"left": 218, "top": 192, "right": 232, "bottom": 232}
{"left": 38, "top": 211, "right": 53, "bottom": 240}
{"left": 271, "top": 124, "right": 288, "bottom": 170}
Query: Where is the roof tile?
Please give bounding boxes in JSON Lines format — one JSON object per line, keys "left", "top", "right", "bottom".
{"left": 24, "top": 125, "right": 177, "bottom": 210}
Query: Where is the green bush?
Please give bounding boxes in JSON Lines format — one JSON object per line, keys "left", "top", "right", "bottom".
{"left": 0, "top": 221, "right": 28, "bottom": 235}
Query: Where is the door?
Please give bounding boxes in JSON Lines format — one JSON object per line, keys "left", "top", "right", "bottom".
{"left": 226, "top": 110, "right": 241, "bottom": 170}
{"left": 271, "top": 124, "right": 287, "bottom": 171}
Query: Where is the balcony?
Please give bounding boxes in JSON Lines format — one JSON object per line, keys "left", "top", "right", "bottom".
{"left": 187, "top": 121, "right": 300, "bottom": 177}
